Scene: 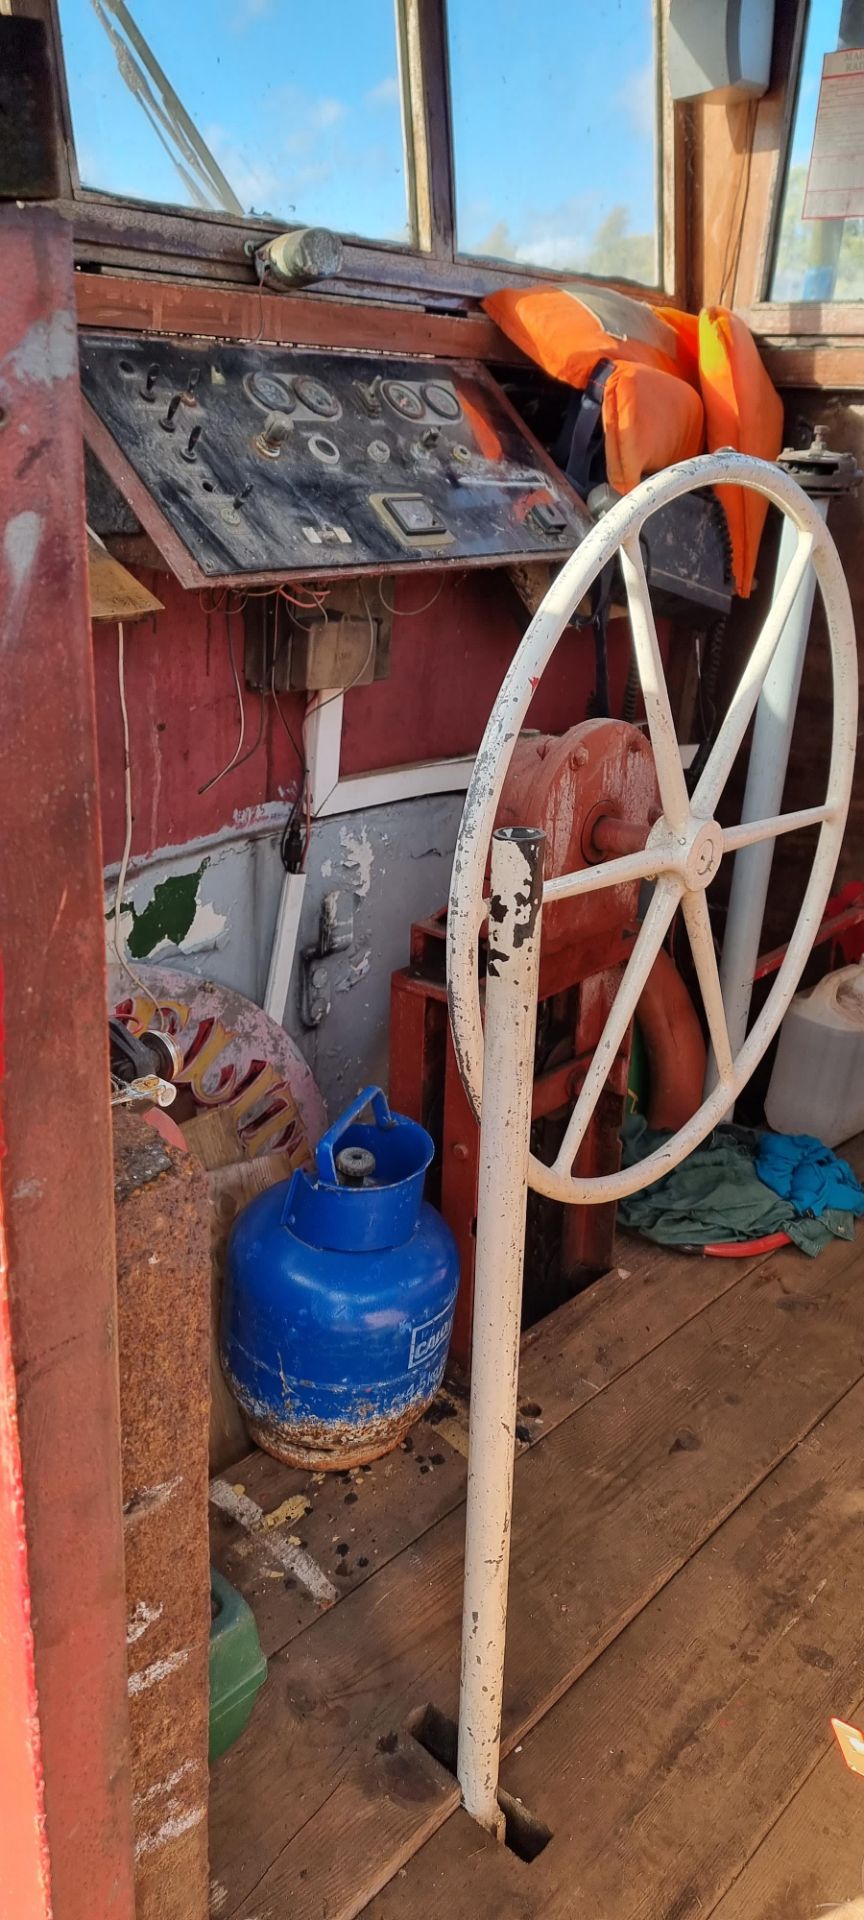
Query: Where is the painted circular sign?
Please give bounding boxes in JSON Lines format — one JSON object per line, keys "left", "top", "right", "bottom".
{"left": 107, "top": 964, "right": 326, "bottom": 1166}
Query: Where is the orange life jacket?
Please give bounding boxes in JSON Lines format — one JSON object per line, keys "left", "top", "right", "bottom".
{"left": 484, "top": 283, "right": 783, "bottom": 596}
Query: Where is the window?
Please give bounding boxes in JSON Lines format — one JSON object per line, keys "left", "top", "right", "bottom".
{"left": 771, "top": 0, "right": 864, "bottom": 301}
{"left": 446, "top": 0, "right": 661, "bottom": 283}
{"left": 50, "top": 0, "right": 669, "bottom": 293}
{"left": 56, "top": 0, "right": 414, "bottom": 245}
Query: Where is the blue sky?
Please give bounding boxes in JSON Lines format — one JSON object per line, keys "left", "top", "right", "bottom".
{"left": 787, "top": 0, "right": 844, "bottom": 169}
{"left": 58, "top": 0, "right": 657, "bottom": 269}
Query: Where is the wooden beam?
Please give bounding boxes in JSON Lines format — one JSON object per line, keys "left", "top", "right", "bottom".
{"left": 73, "top": 270, "right": 522, "bottom": 362}
{"left": 760, "top": 341, "right": 864, "bottom": 390}
{"left": 400, "top": 0, "right": 456, "bottom": 259}
{"left": 744, "top": 300, "right": 864, "bottom": 338}
{"left": 0, "top": 206, "right": 135, "bottom": 1920}
{"left": 687, "top": 0, "right": 807, "bottom": 310}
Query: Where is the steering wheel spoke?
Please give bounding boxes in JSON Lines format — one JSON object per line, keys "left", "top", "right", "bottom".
{"left": 723, "top": 800, "right": 838, "bottom": 852}
{"left": 680, "top": 890, "right": 733, "bottom": 1085}
{"left": 620, "top": 533, "right": 690, "bottom": 832}
{"left": 552, "top": 876, "right": 681, "bottom": 1175}
{"left": 691, "top": 532, "right": 815, "bottom": 819}
{"left": 542, "top": 840, "right": 673, "bottom": 903}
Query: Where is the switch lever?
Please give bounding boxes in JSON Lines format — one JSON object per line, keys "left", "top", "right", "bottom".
{"left": 160, "top": 394, "right": 182, "bottom": 432}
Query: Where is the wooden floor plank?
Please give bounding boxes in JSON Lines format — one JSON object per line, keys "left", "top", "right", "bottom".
{"left": 209, "top": 1233, "right": 757, "bottom": 1658}
{"left": 710, "top": 1701, "right": 864, "bottom": 1920}
{"left": 363, "top": 1375, "right": 864, "bottom": 1918}
{"left": 209, "top": 1225, "right": 864, "bottom": 1920}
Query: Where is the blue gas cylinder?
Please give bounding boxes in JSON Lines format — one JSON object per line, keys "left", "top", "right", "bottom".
{"left": 221, "top": 1088, "right": 459, "bottom": 1470}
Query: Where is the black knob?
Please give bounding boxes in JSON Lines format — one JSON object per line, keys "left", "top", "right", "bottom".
{"left": 160, "top": 394, "right": 182, "bottom": 432}
{"left": 180, "top": 423, "right": 203, "bottom": 463}
{"left": 140, "top": 363, "right": 159, "bottom": 401}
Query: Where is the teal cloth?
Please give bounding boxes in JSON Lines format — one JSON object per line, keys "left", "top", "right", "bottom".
{"left": 618, "top": 1116, "right": 855, "bottom": 1257}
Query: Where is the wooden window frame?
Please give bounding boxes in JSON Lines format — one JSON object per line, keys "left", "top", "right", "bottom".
{"left": 21, "top": 0, "right": 682, "bottom": 310}
{"left": 717, "top": 0, "right": 864, "bottom": 349}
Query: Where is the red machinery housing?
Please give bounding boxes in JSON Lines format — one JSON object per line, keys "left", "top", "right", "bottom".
{"left": 390, "top": 719, "right": 706, "bottom": 1366}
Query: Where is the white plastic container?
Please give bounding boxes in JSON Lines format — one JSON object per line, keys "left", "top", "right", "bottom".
{"left": 765, "top": 962, "right": 864, "bottom": 1147}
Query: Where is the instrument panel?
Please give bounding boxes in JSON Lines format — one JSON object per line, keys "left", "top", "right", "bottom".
{"left": 79, "top": 334, "right": 590, "bottom": 586}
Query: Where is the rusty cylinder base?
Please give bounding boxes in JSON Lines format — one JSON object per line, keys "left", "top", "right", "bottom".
{"left": 246, "top": 1398, "right": 424, "bottom": 1471}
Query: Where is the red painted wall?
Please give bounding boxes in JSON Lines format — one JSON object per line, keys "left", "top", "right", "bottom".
{"left": 93, "top": 568, "right": 633, "bottom": 865}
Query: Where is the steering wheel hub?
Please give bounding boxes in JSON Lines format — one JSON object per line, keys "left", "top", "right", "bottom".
{"left": 648, "top": 813, "right": 724, "bottom": 891}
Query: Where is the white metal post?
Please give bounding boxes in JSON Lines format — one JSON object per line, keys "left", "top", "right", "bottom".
{"left": 713, "top": 499, "right": 829, "bottom": 1085}
{"left": 456, "top": 826, "right": 545, "bottom": 1838}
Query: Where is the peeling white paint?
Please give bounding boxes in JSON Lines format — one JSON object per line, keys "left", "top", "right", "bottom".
{"left": 124, "top": 1474, "right": 183, "bottom": 1522}
{"left": 128, "top": 1648, "right": 190, "bottom": 1695}
{"left": 105, "top": 867, "right": 227, "bottom": 963}
{"left": 209, "top": 1476, "right": 337, "bottom": 1605}
{"left": 320, "top": 858, "right": 333, "bottom": 878}
{"left": 133, "top": 1759, "right": 198, "bottom": 1809}
{"left": 127, "top": 1598, "right": 164, "bottom": 1645}
{"left": 12, "top": 1177, "right": 45, "bottom": 1202}
{"left": 134, "top": 1803, "right": 206, "bottom": 1860}
{"left": 148, "top": 894, "right": 228, "bottom": 959}
{"left": 336, "top": 952, "right": 371, "bottom": 992}
{"left": 232, "top": 801, "right": 277, "bottom": 830}
{"left": 2, "top": 311, "right": 77, "bottom": 389}
{"left": 339, "top": 823, "right": 374, "bottom": 897}
{"left": 4, "top": 510, "right": 41, "bottom": 599}
{"left": 209, "top": 1881, "right": 229, "bottom": 1914}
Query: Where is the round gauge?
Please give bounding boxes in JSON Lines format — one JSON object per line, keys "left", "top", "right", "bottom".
{"left": 423, "top": 381, "right": 461, "bottom": 420}
{"left": 244, "top": 370, "right": 295, "bottom": 413}
{"left": 294, "top": 375, "right": 340, "bottom": 418}
{"left": 382, "top": 379, "right": 424, "bottom": 421}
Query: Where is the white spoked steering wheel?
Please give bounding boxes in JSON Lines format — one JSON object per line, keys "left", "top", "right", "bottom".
{"left": 447, "top": 451, "right": 857, "bottom": 1205}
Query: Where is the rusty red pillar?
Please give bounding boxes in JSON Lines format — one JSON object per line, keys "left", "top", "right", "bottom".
{"left": 0, "top": 207, "right": 136, "bottom": 1920}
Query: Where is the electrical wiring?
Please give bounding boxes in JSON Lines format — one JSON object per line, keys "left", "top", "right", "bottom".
{"left": 113, "top": 621, "right": 162, "bottom": 1028}
{"left": 377, "top": 574, "right": 446, "bottom": 618}
{"left": 198, "top": 607, "right": 248, "bottom": 795}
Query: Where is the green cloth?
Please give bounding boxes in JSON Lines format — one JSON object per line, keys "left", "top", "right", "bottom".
{"left": 618, "top": 1116, "right": 855, "bottom": 1257}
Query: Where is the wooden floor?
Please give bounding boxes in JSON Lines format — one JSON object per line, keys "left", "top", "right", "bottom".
{"left": 208, "top": 1184, "right": 864, "bottom": 1920}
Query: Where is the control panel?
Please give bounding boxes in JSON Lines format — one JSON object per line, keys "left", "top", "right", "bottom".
{"left": 78, "top": 335, "right": 590, "bottom": 586}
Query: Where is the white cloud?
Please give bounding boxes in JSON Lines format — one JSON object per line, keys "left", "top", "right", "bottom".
{"left": 311, "top": 97, "right": 345, "bottom": 131}
{"left": 293, "top": 160, "right": 335, "bottom": 189}
{"left": 514, "top": 231, "right": 589, "bottom": 270}
{"left": 614, "top": 61, "right": 656, "bottom": 142}
{"left": 231, "top": 0, "right": 273, "bottom": 28}
{"left": 203, "top": 125, "right": 282, "bottom": 211}
{"left": 365, "top": 75, "right": 400, "bottom": 109}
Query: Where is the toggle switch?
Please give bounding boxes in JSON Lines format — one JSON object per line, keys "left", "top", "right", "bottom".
{"left": 140, "top": 363, "right": 159, "bottom": 402}
{"left": 183, "top": 368, "right": 201, "bottom": 405}
{"left": 160, "top": 394, "right": 182, "bottom": 432}
{"left": 180, "top": 423, "right": 203, "bottom": 462}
